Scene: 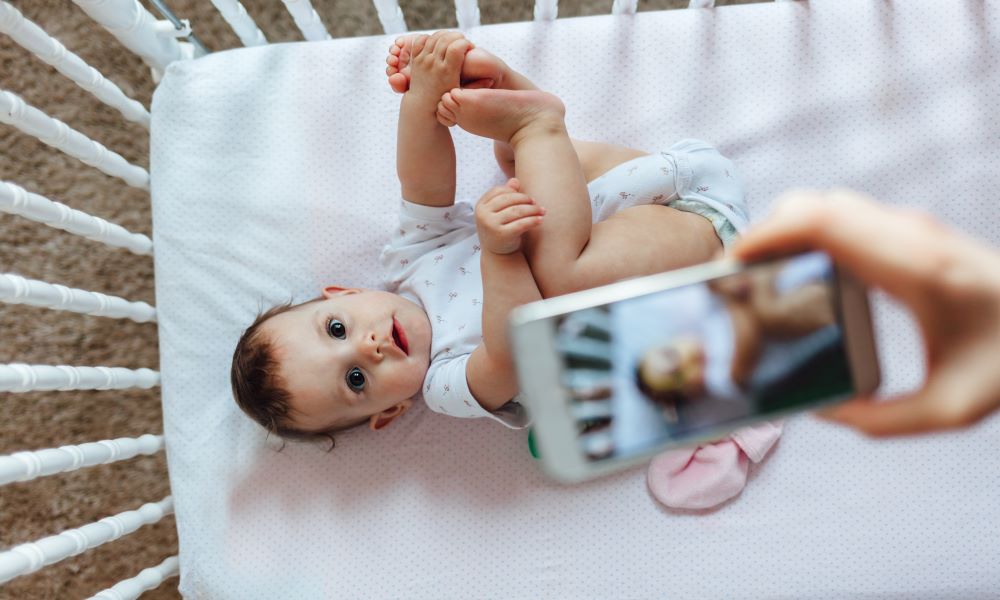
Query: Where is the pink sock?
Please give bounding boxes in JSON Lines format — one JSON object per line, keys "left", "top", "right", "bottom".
{"left": 647, "top": 421, "right": 783, "bottom": 510}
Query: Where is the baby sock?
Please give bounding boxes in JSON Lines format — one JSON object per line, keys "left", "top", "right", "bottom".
{"left": 646, "top": 420, "right": 783, "bottom": 510}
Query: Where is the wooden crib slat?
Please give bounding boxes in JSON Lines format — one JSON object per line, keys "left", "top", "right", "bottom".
{"left": 533, "top": 0, "right": 558, "bottom": 21}
{"left": 0, "top": 434, "right": 164, "bottom": 486}
{"left": 280, "top": 0, "right": 331, "bottom": 42}
{"left": 0, "top": 181, "right": 152, "bottom": 255}
{"left": 87, "top": 556, "right": 179, "bottom": 600}
{"left": 0, "top": 273, "right": 157, "bottom": 323}
{"left": 0, "top": 90, "right": 149, "bottom": 190}
{"left": 0, "top": 364, "right": 160, "bottom": 393}
{"left": 0, "top": 497, "right": 174, "bottom": 584}
{"left": 208, "top": 0, "right": 267, "bottom": 47}
{"left": 455, "top": 0, "right": 481, "bottom": 29}
{"left": 0, "top": 2, "right": 150, "bottom": 130}
{"left": 70, "top": 0, "right": 183, "bottom": 73}
{"left": 372, "top": 0, "right": 408, "bottom": 35}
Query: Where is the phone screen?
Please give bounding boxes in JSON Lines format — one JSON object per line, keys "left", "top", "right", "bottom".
{"left": 554, "top": 251, "right": 853, "bottom": 461}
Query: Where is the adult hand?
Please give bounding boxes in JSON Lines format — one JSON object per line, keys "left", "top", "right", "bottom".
{"left": 732, "top": 189, "right": 1000, "bottom": 437}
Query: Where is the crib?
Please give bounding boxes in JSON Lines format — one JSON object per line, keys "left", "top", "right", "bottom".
{"left": 2, "top": 0, "right": 999, "bottom": 598}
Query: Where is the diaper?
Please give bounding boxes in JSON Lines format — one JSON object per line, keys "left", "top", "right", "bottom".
{"left": 587, "top": 139, "right": 749, "bottom": 248}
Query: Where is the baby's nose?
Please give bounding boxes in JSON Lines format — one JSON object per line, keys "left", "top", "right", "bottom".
{"left": 364, "top": 332, "right": 384, "bottom": 360}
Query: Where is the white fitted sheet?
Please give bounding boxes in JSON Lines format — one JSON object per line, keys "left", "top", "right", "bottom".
{"left": 150, "top": 1, "right": 1000, "bottom": 597}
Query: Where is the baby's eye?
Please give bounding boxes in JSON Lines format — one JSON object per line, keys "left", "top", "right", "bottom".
{"left": 326, "top": 318, "right": 347, "bottom": 339}
{"left": 346, "top": 367, "right": 366, "bottom": 392}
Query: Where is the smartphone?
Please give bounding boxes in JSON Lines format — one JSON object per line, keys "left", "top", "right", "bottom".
{"left": 509, "top": 251, "right": 880, "bottom": 483}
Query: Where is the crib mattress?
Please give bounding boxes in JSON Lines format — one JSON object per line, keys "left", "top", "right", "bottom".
{"left": 150, "top": 1, "right": 1000, "bottom": 598}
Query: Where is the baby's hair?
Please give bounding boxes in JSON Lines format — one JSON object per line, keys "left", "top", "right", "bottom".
{"left": 230, "top": 297, "right": 365, "bottom": 451}
{"left": 634, "top": 363, "right": 686, "bottom": 409}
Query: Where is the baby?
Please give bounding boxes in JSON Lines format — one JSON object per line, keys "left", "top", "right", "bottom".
{"left": 230, "top": 31, "right": 748, "bottom": 442}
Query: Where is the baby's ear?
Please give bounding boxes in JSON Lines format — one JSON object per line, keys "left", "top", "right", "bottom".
{"left": 369, "top": 399, "right": 413, "bottom": 431}
{"left": 322, "top": 285, "right": 360, "bottom": 299}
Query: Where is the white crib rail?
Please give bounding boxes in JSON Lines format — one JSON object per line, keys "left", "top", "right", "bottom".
{"left": 209, "top": 0, "right": 267, "bottom": 46}
{"left": 70, "top": 0, "right": 183, "bottom": 73}
{"left": 455, "top": 0, "right": 481, "bottom": 30}
{"left": 87, "top": 556, "right": 180, "bottom": 600}
{"left": 0, "top": 434, "right": 164, "bottom": 486}
{"left": 611, "top": 0, "right": 639, "bottom": 15}
{"left": 280, "top": 0, "right": 331, "bottom": 41}
{"left": 372, "top": 0, "right": 407, "bottom": 34}
{"left": 0, "top": 2, "right": 150, "bottom": 130}
{"left": 0, "top": 90, "right": 150, "bottom": 190}
{"left": 533, "top": 0, "right": 558, "bottom": 21}
{"left": 0, "top": 497, "right": 174, "bottom": 584}
{"left": 0, "top": 181, "right": 153, "bottom": 255}
{"left": 0, "top": 273, "right": 157, "bottom": 323}
{"left": 0, "top": 364, "right": 159, "bottom": 393}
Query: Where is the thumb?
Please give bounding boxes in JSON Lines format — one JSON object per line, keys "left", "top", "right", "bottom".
{"left": 816, "top": 377, "right": 959, "bottom": 438}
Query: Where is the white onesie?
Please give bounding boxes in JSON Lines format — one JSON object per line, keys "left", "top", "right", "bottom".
{"left": 380, "top": 140, "right": 747, "bottom": 428}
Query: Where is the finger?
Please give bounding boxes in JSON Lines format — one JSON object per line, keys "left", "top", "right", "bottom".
{"left": 439, "top": 90, "right": 459, "bottom": 116}
{"left": 731, "top": 189, "right": 949, "bottom": 303}
{"left": 436, "top": 33, "right": 464, "bottom": 60}
{"left": 386, "top": 55, "right": 399, "bottom": 67}
{"left": 497, "top": 203, "right": 545, "bottom": 225}
{"left": 817, "top": 369, "right": 986, "bottom": 437}
{"left": 507, "top": 178, "right": 521, "bottom": 192}
{"left": 487, "top": 192, "right": 535, "bottom": 211}
{"left": 444, "top": 38, "right": 472, "bottom": 69}
{"left": 480, "top": 183, "right": 519, "bottom": 202}
{"left": 436, "top": 103, "right": 456, "bottom": 127}
{"left": 423, "top": 34, "right": 440, "bottom": 57}
{"left": 410, "top": 34, "right": 428, "bottom": 57}
{"left": 390, "top": 44, "right": 401, "bottom": 56}
{"left": 502, "top": 214, "right": 545, "bottom": 235}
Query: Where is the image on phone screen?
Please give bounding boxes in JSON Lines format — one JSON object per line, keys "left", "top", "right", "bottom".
{"left": 554, "top": 251, "right": 853, "bottom": 461}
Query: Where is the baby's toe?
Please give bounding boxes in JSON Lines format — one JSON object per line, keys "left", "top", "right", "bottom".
{"left": 388, "top": 73, "right": 409, "bottom": 94}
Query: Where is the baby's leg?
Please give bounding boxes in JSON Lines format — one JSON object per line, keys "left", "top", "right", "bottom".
{"left": 437, "top": 88, "right": 596, "bottom": 297}
{"left": 439, "top": 88, "right": 719, "bottom": 297}
{"left": 495, "top": 138, "right": 648, "bottom": 182}
{"left": 560, "top": 204, "right": 721, "bottom": 294}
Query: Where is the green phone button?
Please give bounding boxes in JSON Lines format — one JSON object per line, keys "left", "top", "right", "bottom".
{"left": 528, "top": 428, "right": 540, "bottom": 459}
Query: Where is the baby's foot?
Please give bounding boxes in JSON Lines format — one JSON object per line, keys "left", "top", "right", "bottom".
{"left": 385, "top": 34, "right": 419, "bottom": 93}
{"left": 386, "top": 36, "right": 508, "bottom": 93}
{"left": 436, "top": 88, "right": 566, "bottom": 145}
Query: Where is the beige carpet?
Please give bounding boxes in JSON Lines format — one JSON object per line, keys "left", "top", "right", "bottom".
{"left": 0, "top": 0, "right": 753, "bottom": 597}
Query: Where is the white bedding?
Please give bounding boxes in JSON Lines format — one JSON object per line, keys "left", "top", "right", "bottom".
{"left": 150, "top": 1, "right": 1000, "bottom": 597}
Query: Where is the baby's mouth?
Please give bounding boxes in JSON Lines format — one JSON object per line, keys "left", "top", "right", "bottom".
{"left": 392, "top": 317, "right": 409, "bottom": 356}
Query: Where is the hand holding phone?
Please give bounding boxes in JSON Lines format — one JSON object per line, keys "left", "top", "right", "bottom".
{"left": 735, "top": 189, "right": 1000, "bottom": 437}
{"left": 510, "top": 250, "right": 879, "bottom": 482}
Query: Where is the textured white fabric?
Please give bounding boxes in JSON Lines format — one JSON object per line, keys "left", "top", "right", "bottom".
{"left": 150, "top": 1, "right": 1000, "bottom": 598}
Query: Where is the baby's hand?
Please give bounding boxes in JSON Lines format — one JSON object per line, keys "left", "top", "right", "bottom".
{"left": 475, "top": 178, "right": 545, "bottom": 255}
{"left": 407, "top": 31, "right": 472, "bottom": 102}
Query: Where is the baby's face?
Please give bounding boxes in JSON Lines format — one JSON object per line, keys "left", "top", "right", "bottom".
{"left": 638, "top": 338, "right": 705, "bottom": 394}
{"left": 263, "top": 288, "right": 432, "bottom": 432}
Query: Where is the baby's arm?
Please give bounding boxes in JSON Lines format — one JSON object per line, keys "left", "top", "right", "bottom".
{"left": 466, "top": 180, "right": 545, "bottom": 410}
{"left": 396, "top": 33, "right": 470, "bottom": 206}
